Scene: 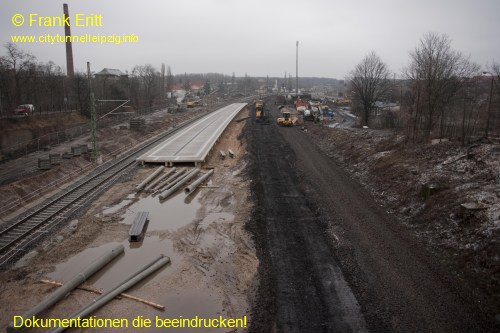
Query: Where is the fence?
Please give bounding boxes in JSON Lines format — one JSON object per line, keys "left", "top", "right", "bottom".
{"left": 0, "top": 104, "right": 166, "bottom": 163}
{"left": 0, "top": 104, "right": 83, "bottom": 119}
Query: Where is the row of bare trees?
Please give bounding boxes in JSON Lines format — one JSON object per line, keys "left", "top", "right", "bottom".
{"left": 0, "top": 42, "right": 172, "bottom": 116}
{"left": 0, "top": 42, "right": 262, "bottom": 117}
{"left": 0, "top": 43, "right": 77, "bottom": 116}
{"left": 348, "top": 32, "right": 500, "bottom": 142}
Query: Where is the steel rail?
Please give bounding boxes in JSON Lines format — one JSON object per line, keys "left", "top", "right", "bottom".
{"left": 0, "top": 108, "right": 222, "bottom": 269}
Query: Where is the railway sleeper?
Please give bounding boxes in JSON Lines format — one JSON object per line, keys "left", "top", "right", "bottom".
{"left": 14, "top": 227, "right": 34, "bottom": 233}
{"left": 57, "top": 200, "right": 75, "bottom": 207}
{"left": 43, "top": 209, "right": 62, "bottom": 214}
{"left": 33, "top": 214, "right": 53, "bottom": 219}
{"left": 51, "top": 203, "right": 69, "bottom": 208}
{"left": 29, "top": 218, "right": 47, "bottom": 224}
{"left": 0, "top": 238, "right": 16, "bottom": 246}
{"left": 42, "top": 207, "right": 63, "bottom": 213}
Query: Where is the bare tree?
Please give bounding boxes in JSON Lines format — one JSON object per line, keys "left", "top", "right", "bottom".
{"left": 0, "top": 42, "right": 36, "bottom": 107}
{"left": 160, "top": 63, "right": 165, "bottom": 106}
{"left": 458, "top": 79, "right": 484, "bottom": 144}
{"left": 348, "top": 51, "right": 391, "bottom": 126}
{"left": 166, "top": 66, "right": 173, "bottom": 95}
{"left": 404, "top": 32, "right": 479, "bottom": 140}
{"left": 132, "top": 64, "right": 158, "bottom": 107}
{"left": 72, "top": 72, "right": 88, "bottom": 113}
{"left": 486, "top": 61, "right": 500, "bottom": 136}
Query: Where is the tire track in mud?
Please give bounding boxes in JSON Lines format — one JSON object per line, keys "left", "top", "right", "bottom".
{"left": 274, "top": 108, "right": 500, "bottom": 332}
{"left": 245, "top": 103, "right": 366, "bottom": 333}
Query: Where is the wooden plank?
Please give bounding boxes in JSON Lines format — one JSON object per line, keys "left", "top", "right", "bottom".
{"left": 39, "top": 279, "right": 165, "bottom": 311}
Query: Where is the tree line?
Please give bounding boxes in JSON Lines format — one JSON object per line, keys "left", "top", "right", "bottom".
{"left": 348, "top": 32, "right": 500, "bottom": 142}
{"left": 0, "top": 42, "right": 264, "bottom": 118}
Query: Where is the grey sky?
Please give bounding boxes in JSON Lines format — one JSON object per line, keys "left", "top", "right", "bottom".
{"left": 1, "top": 0, "right": 499, "bottom": 78}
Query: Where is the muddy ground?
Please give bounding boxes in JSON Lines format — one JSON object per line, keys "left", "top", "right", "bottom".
{"left": 1, "top": 96, "right": 499, "bottom": 332}
{"left": 0, "top": 107, "right": 256, "bottom": 332}
{"left": 302, "top": 124, "right": 500, "bottom": 305}
{"left": 245, "top": 96, "right": 499, "bottom": 332}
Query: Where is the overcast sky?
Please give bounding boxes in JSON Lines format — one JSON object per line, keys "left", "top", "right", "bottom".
{"left": 1, "top": 0, "right": 499, "bottom": 78}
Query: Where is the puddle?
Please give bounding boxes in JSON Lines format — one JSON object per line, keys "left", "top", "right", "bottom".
{"left": 100, "top": 194, "right": 137, "bottom": 216}
{"left": 118, "top": 191, "right": 202, "bottom": 231}
{"left": 144, "top": 290, "right": 228, "bottom": 332}
{"left": 50, "top": 189, "right": 204, "bottom": 293}
{"left": 102, "top": 199, "right": 133, "bottom": 215}
{"left": 47, "top": 236, "right": 182, "bottom": 291}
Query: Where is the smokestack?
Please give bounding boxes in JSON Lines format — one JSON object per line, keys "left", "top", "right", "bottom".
{"left": 63, "top": 4, "right": 74, "bottom": 77}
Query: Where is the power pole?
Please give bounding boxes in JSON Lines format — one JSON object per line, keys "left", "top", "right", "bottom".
{"left": 161, "top": 63, "right": 165, "bottom": 108}
{"left": 296, "top": 40, "right": 299, "bottom": 98}
{"left": 87, "top": 62, "right": 99, "bottom": 162}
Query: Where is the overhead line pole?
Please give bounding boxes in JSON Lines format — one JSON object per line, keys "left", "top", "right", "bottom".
{"left": 87, "top": 62, "right": 99, "bottom": 162}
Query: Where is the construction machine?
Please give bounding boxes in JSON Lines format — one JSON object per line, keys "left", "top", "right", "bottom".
{"left": 277, "top": 111, "right": 293, "bottom": 127}
{"left": 255, "top": 100, "right": 264, "bottom": 119}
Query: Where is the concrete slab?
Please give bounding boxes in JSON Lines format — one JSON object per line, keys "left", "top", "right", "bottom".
{"left": 137, "top": 103, "right": 247, "bottom": 165}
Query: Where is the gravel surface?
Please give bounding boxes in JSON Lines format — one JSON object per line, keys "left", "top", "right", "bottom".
{"left": 246, "top": 96, "right": 499, "bottom": 332}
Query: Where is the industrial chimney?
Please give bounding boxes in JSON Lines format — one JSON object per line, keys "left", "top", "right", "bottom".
{"left": 63, "top": 3, "right": 74, "bottom": 77}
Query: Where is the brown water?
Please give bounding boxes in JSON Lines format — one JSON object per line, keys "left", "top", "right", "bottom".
{"left": 118, "top": 191, "right": 202, "bottom": 231}
{"left": 47, "top": 236, "right": 181, "bottom": 291}
{"left": 46, "top": 185, "right": 243, "bottom": 329}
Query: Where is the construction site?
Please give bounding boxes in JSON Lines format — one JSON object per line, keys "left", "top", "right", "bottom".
{"left": 0, "top": 90, "right": 498, "bottom": 332}
{"left": 1, "top": 1, "right": 500, "bottom": 333}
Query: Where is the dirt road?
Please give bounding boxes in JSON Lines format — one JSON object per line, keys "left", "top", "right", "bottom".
{"left": 246, "top": 101, "right": 366, "bottom": 332}
{"left": 246, "top": 97, "right": 498, "bottom": 332}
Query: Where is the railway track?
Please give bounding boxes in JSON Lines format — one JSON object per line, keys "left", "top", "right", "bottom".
{"left": 0, "top": 110, "right": 216, "bottom": 269}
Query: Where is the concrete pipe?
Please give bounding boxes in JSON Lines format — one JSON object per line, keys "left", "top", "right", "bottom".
{"left": 185, "top": 169, "right": 214, "bottom": 194}
{"left": 159, "top": 168, "right": 200, "bottom": 200}
{"left": 154, "top": 168, "right": 187, "bottom": 192}
{"left": 7, "top": 244, "right": 124, "bottom": 333}
{"left": 135, "top": 166, "right": 165, "bottom": 192}
{"left": 48, "top": 255, "right": 170, "bottom": 333}
{"left": 144, "top": 167, "right": 176, "bottom": 192}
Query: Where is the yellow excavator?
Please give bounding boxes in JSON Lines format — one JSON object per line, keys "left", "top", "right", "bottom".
{"left": 277, "top": 111, "right": 293, "bottom": 127}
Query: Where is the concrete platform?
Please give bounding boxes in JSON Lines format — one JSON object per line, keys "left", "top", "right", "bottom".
{"left": 137, "top": 103, "right": 247, "bottom": 165}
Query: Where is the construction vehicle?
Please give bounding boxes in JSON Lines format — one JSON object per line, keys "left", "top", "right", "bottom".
{"left": 255, "top": 100, "right": 264, "bottom": 118}
{"left": 259, "top": 108, "right": 270, "bottom": 124}
{"left": 183, "top": 96, "right": 200, "bottom": 108}
{"left": 336, "top": 98, "right": 352, "bottom": 106}
{"left": 255, "top": 100, "right": 270, "bottom": 124}
{"left": 277, "top": 111, "right": 293, "bottom": 127}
